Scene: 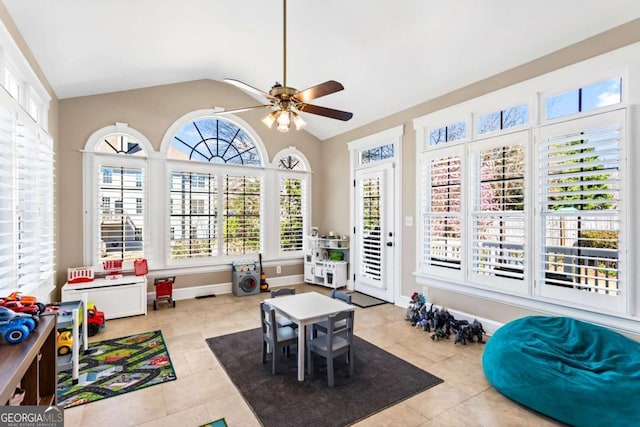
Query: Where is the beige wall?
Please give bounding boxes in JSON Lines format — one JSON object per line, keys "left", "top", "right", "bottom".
{"left": 321, "top": 18, "right": 640, "bottom": 324}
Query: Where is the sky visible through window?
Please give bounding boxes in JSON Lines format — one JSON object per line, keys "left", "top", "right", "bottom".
{"left": 546, "top": 78, "right": 621, "bottom": 120}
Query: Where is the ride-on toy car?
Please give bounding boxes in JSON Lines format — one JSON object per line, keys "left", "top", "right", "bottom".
{"left": 0, "top": 306, "right": 39, "bottom": 344}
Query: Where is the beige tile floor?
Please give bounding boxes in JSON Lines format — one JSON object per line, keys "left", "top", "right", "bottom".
{"left": 63, "top": 283, "right": 564, "bottom": 427}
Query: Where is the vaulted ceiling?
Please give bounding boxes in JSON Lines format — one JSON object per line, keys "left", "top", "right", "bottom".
{"left": 4, "top": 0, "right": 640, "bottom": 140}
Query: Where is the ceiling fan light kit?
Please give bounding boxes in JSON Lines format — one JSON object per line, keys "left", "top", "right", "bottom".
{"left": 221, "top": 0, "right": 352, "bottom": 133}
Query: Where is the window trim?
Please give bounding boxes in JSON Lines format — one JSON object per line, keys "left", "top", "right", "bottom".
{"left": 270, "top": 147, "right": 311, "bottom": 258}
{"left": 467, "top": 130, "right": 530, "bottom": 295}
{"left": 82, "top": 123, "right": 153, "bottom": 268}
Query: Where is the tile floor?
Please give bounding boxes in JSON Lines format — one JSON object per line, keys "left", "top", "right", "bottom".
{"left": 63, "top": 283, "right": 564, "bottom": 427}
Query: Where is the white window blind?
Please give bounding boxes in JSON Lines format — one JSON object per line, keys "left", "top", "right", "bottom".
{"left": 97, "top": 164, "right": 145, "bottom": 262}
{"left": 223, "top": 175, "right": 261, "bottom": 255}
{"left": 539, "top": 111, "right": 622, "bottom": 298}
{"left": 16, "top": 122, "right": 39, "bottom": 288}
{"left": 37, "top": 131, "right": 54, "bottom": 283}
{"left": 471, "top": 143, "right": 526, "bottom": 281}
{"left": 0, "top": 96, "right": 54, "bottom": 295}
{"left": 279, "top": 177, "right": 305, "bottom": 252}
{"left": 169, "top": 171, "right": 218, "bottom": 260}
{"left": 422, "top": 152, "right": 462, "bottom": 271}
{"left": 0, "top": 103, "right": 15, "bottom": 287}
{"left": 359, "top": 176, "right": 383, "bottom": 281}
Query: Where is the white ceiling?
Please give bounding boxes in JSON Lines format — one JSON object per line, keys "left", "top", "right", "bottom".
{"left": 4, "top": 0, "right": 640, "bottom": 140}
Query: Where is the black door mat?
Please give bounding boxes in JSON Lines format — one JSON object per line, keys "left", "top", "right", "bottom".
{"left": 348, "top": 292, "right": 387, "bottom": 308}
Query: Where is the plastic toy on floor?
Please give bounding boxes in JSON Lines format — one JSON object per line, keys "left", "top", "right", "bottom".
{"left": 405, "top": 292, "right": 426, "bottom": 326}
{"left": 153, "top": 276, "right": 176, "bottom": 310}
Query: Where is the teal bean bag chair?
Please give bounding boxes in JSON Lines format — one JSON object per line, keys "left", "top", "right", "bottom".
{"left": 482, "top": 316, "right": 640, "bottom": 427}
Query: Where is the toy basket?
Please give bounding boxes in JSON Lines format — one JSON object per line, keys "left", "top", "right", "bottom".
{"left": 67, "top": 267, "right": 94, "bottom": 284}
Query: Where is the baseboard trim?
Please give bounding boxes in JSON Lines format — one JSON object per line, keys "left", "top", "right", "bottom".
{"left": 145, "top": 274, "right": 304, "bottom": 302}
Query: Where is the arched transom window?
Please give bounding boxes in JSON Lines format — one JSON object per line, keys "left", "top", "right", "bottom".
{"left": 96, "top": 134, "right": 146, "bottom": 156}
{"left": 168, "top": 118, "right": 260, "bottom": 165}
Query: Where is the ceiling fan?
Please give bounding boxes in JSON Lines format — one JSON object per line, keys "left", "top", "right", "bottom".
{"left": 220, "top": 0, "right": 353, "bottom": 132}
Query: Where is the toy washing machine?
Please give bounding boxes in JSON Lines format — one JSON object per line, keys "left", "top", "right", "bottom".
{"left": 232, "top": 262, "right": 259, "bottom": 296}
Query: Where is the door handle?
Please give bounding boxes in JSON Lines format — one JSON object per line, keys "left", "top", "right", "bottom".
{"left": 386, "top": 242, "right": 393, "bottom": 247}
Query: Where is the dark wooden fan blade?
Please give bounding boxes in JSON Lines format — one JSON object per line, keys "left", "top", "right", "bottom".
{"left": 223, "top": 79, "right": 276, "bottom": 100}
{"left": 216, "top": 105, "right": 270, "bottom": 115}
{"left": 298, "top": 103, "right": 353, "bottom": 121}
{"left": 293, "top": 80, "right": 344, "bottom": 103}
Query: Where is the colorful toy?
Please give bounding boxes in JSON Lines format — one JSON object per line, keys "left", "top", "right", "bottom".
{"left": 67, "top": 266, "right": 94, "bottom": 283}
{"left": 103, "top": 260, "right": 123, "bottom": 280}
{"left": 1, "top": 291, "right": 46, "bottom": 314}
{"left": 87, "top": 303, "right": 106, "bottom": 337}
{"left": 46, "top": 302, "right": 105, "bottom": 337}
{"left": 57, "top": 330, "right": 73, "bottom": 355}
{"left": 405, "top": 292, "right": 427, "bottom": 326}
{"left": 0, "top": 300, "right": 41, "bottom": 315}
{"left": 0, "top": 306, "right": 38, "bottom": 344}
{"left": 153, "top": 277, "right": 176, "bottom": 310}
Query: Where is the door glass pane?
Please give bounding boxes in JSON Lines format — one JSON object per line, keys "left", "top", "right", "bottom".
{"left": 360, "top": 177, "right": 382, "bottom": 282}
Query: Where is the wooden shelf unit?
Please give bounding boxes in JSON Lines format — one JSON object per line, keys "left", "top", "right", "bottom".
{"left": 0, "top": 313, "right": 57, "bottom": 406}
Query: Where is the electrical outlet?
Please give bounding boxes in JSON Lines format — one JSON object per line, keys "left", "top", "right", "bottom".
{"left": 276, "top": 265, "right": 282, "bottom": 274}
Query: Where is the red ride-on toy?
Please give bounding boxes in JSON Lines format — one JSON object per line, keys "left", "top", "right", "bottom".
{"left": 153, "top": 277, "right": 176, "bottom": 310}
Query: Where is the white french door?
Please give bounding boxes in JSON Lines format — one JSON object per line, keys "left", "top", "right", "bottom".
{"left": 354, "top": 163, "right": 395, "bottom": 302}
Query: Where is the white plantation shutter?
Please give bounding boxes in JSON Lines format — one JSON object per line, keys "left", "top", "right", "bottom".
{"left": 421, "top": 147, "right": 463, "bottom": 276}
{"left": 538, "top": 110, "right": 624, "bottom": 310}
{"left": 37, "top": 132, "right": 55, "bottom": 283}
{"left": 169, "top": 171, "right": 219, "bottom": 260}
{"left": 359, "top": 176, "right": 383, "bottom": 282}
{"left": 0, "top": 102, "right": 15, "bottom": 288}
{"left": 97, "top": 163, "right": 145, "bottom": 262}
{"left": 0, "top": 92, "right": 55, "bottom": 295}
{"left": 279, "top": 177, "right": 305, "bottom": 253}
{"left": 16, "top": 122, "right": 39, "bottom": 288}
{"left": 223, "top": 175, "right": 261, "bottom": 255}
{"left": 470, "top": 137, "right": 527, "bottom": 287}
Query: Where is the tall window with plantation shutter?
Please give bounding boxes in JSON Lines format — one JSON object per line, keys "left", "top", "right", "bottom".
{"left": 0, "top": 90, "right": 54, "bottom": 296}
{"left": 420, "top": 146, "right": 464, "bottom": 280}
{"left": 537, "top": 109, "right": 624, "bottom": 312}
{"left": 276, "top": 151, "right": 309, "bottom": 257}
{"left": 469, "top": 132, "right": 528, "bottom": 293}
